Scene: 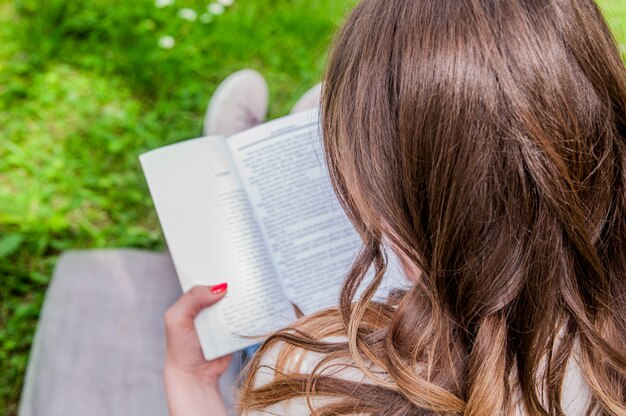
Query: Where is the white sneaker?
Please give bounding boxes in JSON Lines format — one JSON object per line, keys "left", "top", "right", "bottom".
{"left": 203, "top": 69, "right": 269, "bottom": 137}
{"left": 290, "top": 83, "right": 322, "bottom": 114}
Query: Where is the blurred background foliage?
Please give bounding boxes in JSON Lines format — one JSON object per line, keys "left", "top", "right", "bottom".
{"left": 0, "top": 0, "right": 624, "bottom": 413}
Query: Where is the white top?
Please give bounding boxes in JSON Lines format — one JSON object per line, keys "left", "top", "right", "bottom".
{"left": 244, "top": 338, "right": 593, "bottom": 415}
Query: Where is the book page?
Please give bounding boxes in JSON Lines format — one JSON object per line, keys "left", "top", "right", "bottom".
{"left": 227, "top": 111, "right": 407, "bottom": 315}
{"left": 140, "top": 136, "right": 294, "bottom": 359}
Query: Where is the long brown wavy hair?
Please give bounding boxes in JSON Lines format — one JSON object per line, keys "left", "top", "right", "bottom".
{"left": 239, "top": 0, "right": 626, "bottom": 414}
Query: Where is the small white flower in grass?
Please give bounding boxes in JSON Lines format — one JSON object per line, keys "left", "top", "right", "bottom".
{"left": 155, "top": 0, "right": 174, "bottom": 8}
{"left": 159, "top": 35, "right": 175, "bottom": 49}
{"left": 218, "top": 0, "right": 234, "bottom": 6}
{"left": 177, "top": 8, "right": 197, "bottom": 21}
{"left": 208, "top": 2, "right": 225, "bottom": 15}
{"left": 199, "top": 13, "right": 213, "bottom": 24}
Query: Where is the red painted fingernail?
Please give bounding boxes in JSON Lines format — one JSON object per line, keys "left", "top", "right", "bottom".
{"left": 211, "top": 283, "right": 228, "bottom": 294}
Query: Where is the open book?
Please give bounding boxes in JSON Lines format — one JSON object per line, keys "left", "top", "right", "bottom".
{"left": 140, "top": 110, "right": 406, "bottom": 360}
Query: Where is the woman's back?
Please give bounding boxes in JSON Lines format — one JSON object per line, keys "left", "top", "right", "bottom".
{"left": 240, "top": 0, "right": 626, "bottom": 414}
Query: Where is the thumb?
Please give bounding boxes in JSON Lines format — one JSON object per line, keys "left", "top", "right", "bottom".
{"left": 166, "top": 283, "right": 228, "bottom": 327}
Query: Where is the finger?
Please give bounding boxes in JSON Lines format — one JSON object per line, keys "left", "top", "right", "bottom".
{"left": 165, "top": 283, "right": 228, "bottom": 329}
{"left": 210, "top": 354, "right": 234, "bottom": 379}
{"left": 213, "top": 353, "right": 234, "bottom": 374}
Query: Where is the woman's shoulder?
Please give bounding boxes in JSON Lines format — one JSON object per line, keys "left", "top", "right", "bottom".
{"left": 239, "top": 308, "right": 368, "bottom": 415}
{"left": 239, "top": 302, "right": 411, "bottom": 414}
{"left": 249, "top": 306, "right": 386, "bottom": 386}
{"left": 243, "top": 337, "right": 372, "bottom": 416}
{"left": 252, "top": 335, "right": 372, "bottom": 384}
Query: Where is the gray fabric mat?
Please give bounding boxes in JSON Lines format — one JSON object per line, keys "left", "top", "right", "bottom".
{"left": 19, "top": 249, "right": 242, "bottom": 416}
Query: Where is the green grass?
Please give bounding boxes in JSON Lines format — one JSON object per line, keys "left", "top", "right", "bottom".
{"left": 0, "top": 0, "right": 624, "bottom": 414}
{"left": 0, "top": 0, "right": 356, "bottom": 413}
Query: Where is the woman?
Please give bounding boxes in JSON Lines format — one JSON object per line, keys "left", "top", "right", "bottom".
{"left": 165, "top": 0, "right": 626, "bottom": 414}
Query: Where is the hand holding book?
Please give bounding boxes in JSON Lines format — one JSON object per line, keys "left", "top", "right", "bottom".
{"left": 163, "top": 284, "right": 231, "bottom": 416}
{"left": 140, "top": 109, "right": 406, "bottom": 360}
